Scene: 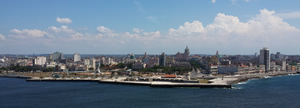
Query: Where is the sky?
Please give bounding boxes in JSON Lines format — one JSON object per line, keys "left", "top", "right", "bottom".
{"left": 1, "top": 0, "right": 300, "bottom": 55}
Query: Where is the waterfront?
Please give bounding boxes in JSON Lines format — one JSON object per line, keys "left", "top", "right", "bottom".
{"left": 1, "top": 75, "right": 300, "bottom": 108}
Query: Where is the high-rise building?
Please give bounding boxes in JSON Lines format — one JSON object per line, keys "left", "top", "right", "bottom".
{"left": 260, "top": 47, "right": 270, "bottom": 72}
{"left": 52, "top": 52, "right": 63, "bottom": 62}
{"left": 73, "top": 53, "right": 81, "bottom": 62}
{"left": 159, "top": 52, "right": 166, "bottom": 66}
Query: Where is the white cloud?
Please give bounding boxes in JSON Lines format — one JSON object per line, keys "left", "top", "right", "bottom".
{"left": 169, "top": 9, "right": 299, "bottom": 36}
{"left": 71, "top": 33, "right": 87, "bottom": 40}
{"left": 169, "top": 21, "right": 205, "bottom": 36}
{"left": 212, "top": 0, "right": 216, "bottom": 3}
{"left": 276, "top": 11, "right": 300, "bottom": 19}
{"left": 164, "top": 9, "right": 300, "bottom": 52}
{"left": 71, "top": 9, "right": 300, "bottom": 54}
{"left": 133, "top": 28, "right": 144, "bottom": 33}
{"left": 206, "top": 13, "right": 249, "bottom": 34}
{"left": 71, "top": 33, "right": 84, "bottom": 38}
{"left": 48, "top": 25, "right": 75, "bottom": 34}
{"left": 97, "top": 26, "right": 113, "bottom": 33}
{"left": 10, "top": 29, "right": 48, "bottom": 39}
{"left": 47, "top": 25, "right": 91, "bottom": 40}
{"left": 96, "top": 26, "right": 119, "bottom": 37}
{"left": 0, "top": 34, "right": 5, "bottom": 40}
{"left": 56, "top": 17, "right": 72, "bottom": 24}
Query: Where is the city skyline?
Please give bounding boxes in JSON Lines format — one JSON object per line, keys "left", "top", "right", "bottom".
{"left": 1, "top": 0, "right": 300, "bottom": 54}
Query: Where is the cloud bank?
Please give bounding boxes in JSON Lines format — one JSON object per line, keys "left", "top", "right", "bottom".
{"left": 2, "top": 9, "right": 300, "bottom": 54}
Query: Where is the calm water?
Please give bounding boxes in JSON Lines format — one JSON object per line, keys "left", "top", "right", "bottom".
{"left": 1, "top": 75, "right": 300, "bottom": 108}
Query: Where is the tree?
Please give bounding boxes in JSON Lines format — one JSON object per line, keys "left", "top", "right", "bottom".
{"left": 43, "top": 67, "right": 54, "bottom": 72}
{"left": 117, "top": 63, "right": 125, "bottom": 68}
{"left": 0, "top": 67, "right": 6, "bottom": 70}
{"left": 127, "top": 63, "right": 133, "bottom": 69}
{"left": 88, "top": 67, "right": 94, "bottom": 71}
{"left": 190, "top": 60, "right": 200, "bottom": 69}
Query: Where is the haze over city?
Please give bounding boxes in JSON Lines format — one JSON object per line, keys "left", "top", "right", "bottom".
{"left": 1, "top": 0, "right": 300, "bottom": 54}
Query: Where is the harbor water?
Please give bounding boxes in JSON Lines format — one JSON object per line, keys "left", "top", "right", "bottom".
{"left": 1, "top": 75, "right": 300, "bottom": 108}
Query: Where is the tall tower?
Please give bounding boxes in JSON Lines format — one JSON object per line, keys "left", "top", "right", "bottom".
{"left": 159, "top": 52, "right": 166, "bottom": 66}
{"left": 260, "top": 47, "right": 270, "bottom": 72}
{"left": 216, "top": 50, "right": 220, "bottom": 63}
{"left": 144, "top": 52, "right": 148, "bottom": 58}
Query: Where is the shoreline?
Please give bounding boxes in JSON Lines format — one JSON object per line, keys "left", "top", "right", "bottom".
{"left": 0, "top": 71, "right": 298, "bottom": 88}
{"left": 228, "top": 71, "right": 298, "bottom": 85}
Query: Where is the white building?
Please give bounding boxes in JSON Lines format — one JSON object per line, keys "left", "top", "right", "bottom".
{"left": 34, "top": 56, "right": 47, "bottom": 66}
{"left": 84, "top": 58, "right": 96, "bottom": 70}
{"left": 73, "top": 53, "right": 81, "bottom": 62}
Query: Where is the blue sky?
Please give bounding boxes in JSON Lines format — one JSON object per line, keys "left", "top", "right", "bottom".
{"left": 1, "top": 0, "right": 300, "bottom": 55}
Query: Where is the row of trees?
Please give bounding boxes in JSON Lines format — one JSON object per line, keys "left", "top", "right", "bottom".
{"left": 100, "top": 63, "right": 132, "bottom": 70}
{"left": 7, "top": 65, "right": 54, "bottom": 72}
{"left": 137, "top": 65, "right": 191, "bottom": 74}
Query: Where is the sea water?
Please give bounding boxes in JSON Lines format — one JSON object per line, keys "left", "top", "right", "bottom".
{"left": 1, "top": 75, "right": 300, "bottom": 108}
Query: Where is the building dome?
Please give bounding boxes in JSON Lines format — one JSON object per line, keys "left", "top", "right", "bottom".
{"left": 185, "top": 46, "right": 190, "bottom": 54}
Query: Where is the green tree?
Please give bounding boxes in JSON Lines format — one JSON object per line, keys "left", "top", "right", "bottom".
{"left": 127, "top": 63, "right": 133, "bottom": 69}
{"left": 0, "top": 67, "right": 6, "bottom": 70}
{"left": 43, "top": 67, "right": 54, "bottom": 72}
{"left": 117, "top": 63, "right": 125, "bottom": 68}
{"left": 88, "top": 67, "right": 94, "bottom": 70}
